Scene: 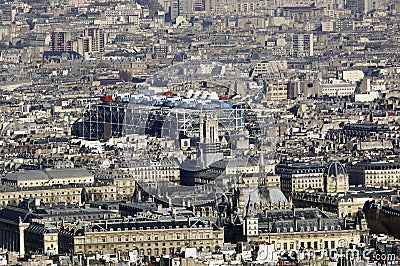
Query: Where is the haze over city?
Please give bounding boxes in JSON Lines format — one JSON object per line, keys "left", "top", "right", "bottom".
{"left": 0, "top": 0, "right": 400, "bottom": 265}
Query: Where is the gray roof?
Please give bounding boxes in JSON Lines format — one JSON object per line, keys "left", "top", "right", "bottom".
{"left": 243, "top": 186, "right": 288, "bottom": 209}
{"left": 325, "top": 160, "right": 347, "bottom": 177}
{"left": 45, "top": 168, "right": 92, "bottom": 178}
{"left": 0, "top": 206, "right": 32, "bottom": 224}
{"left": 210, "top": 157, "right": 258, "bottom": 169}
{"left": 3, "top": 170, "right": 48, "bottom": 181}
{"left": 257, "top": 208, "right": 353, "bottom": 233}
{"left": 2, "top": 168, "right": 92, "bottom": 181}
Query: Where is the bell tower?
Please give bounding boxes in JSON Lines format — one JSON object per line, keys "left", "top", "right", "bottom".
{"left": 199, "top": 114, "right": 219, "bottom": 144}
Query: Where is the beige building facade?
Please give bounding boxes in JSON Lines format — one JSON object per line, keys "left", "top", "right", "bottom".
{"left": 58, "top": 217, "right": 224, "bottom": 256}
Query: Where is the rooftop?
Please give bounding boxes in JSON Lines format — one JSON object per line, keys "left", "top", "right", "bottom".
{"left": 2, "top": 168, "right": 92, "bottom": 181}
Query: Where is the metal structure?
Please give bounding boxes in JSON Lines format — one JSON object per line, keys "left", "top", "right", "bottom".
{"left": 78, "top": 99, "right": 244, "bottom": 141}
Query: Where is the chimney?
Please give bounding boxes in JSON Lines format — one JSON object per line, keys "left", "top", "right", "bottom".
{"left": 318, "top": 217, "right": 322, "bottom": 231}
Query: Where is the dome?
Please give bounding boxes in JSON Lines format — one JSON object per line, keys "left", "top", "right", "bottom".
{"left": 325, "top": 160, "right": 347, "bottom": 177}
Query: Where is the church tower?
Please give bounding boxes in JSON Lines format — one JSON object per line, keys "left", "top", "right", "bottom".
{"left": 199, "top": 114, "right": 219, "bottom": 144}
{"left": 197, "top": 114, "right": 223, "bottom": 168}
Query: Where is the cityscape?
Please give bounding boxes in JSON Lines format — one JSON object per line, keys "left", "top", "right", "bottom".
{"left": 1, "top": 0, "right": 400, "bottom": 265}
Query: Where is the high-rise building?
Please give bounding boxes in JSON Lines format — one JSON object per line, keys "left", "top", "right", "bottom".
{"left": 50, "top": 31, "right": 72, "bottom": 52}
{"left": 346, "top": 0, "right": 381, "bottom": 15}
{"left": 170, "top": 0, "right": 180, "bottom": 21}
{"left": 84, "top": 27, "right": 105, "bottom": 53}
{"left": 292, "top": 33, "right": 313, "bottom": 58}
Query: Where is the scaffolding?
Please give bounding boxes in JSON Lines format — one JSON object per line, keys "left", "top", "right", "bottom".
{"left": 79, "top": 101, "right": 244, "bottom": 141}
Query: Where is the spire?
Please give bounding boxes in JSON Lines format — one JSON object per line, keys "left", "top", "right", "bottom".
{"left": 245, "top": 194, "right": 251, "bottom": 217}
{"left": 259, "top": 147, "right": 265, "bottom": 186}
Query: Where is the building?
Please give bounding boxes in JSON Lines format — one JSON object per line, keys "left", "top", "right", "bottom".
{"left": 292, "top": 187, "right": 395, "bottom": 219}
{"left": 50, "top": 31, "right": 72, "bottom": 52}
{"left": 315, "top": 0, "right": 345, "bottom": 9}
{"left": 181, "top": 156, "right": 259, "bottom": 186}
{"left": 251, "top": 61, "right": 288, "bottom": 78}
{"left": 58, "top": 216, "right": 224, "bottom": 256}
{"left": 276, "top": 162, "right": 325, "bottom": 194}
{"left": 348, "top": 160, "right": 400, "bottom": 188}
{"left": 170, "top": 0, "right": 180, "bottom": 21}
{"left": 0, "top": 184, "right": 118, "bottom": 208}
{"left": 324, "top": 160, "right": 349, "bottom": 195}
{"left": 84, "top": 27, "right": 105, "bottom": 53}
{"left": 292, "top": 33, "right": 313, "bottom": 58}
{"left": 74, "top": 93, "right": 243, "bottom": 141}
{"left": 0, "top": 199, "right": 120, "bottom": 256}
{"left": 342, "top": 122, "right": 390, "bottom": 139}
{"left": 319, "top": 79, "right": 356, "bottom": 97}
{"left": 364, "top": 201, "right": 400, "bottom": 239}
{"left": 346, "top": 0, "right": 381, "bottom": 15}
{"left": 119, "top": 159, "right": 180, "bottom": 184}
{"left": 0, "top": 206, "right": 30, "bottom": 257}
{"left": 0, "top": 6, "right": 16, "bottom": 25}
{"left": 244, "top": 208, "right": 369, "bottom": 252}
{"left": 276, "top": 160, "right": 349, "bottom": 196}
{"left": 265, "top": 80, "right": 289, "bottom": 101}
{"left": 342, "top": 70, "right": 364, "bottom": 83}
{"left": 1, "top": 168, "right": 94, "bottom": 188}
{"left": 282, "top": 7, "right": 323, "bottom": 22}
